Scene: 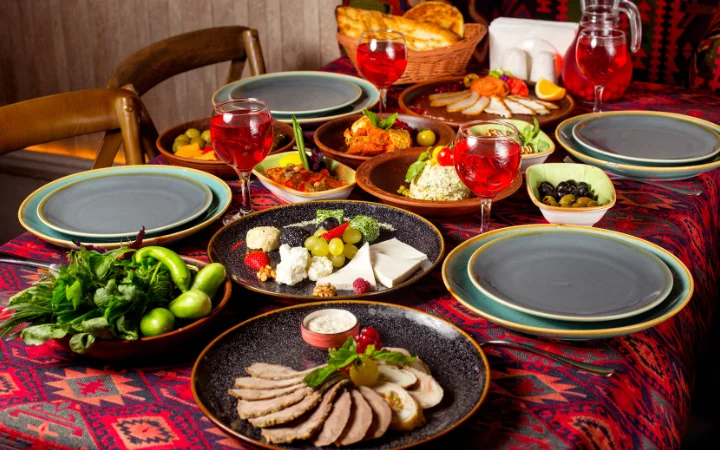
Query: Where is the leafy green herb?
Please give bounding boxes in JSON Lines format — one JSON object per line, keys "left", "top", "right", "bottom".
{"left": 291, "top": 115, "right": 310, "bottom": 170}
{"left": 303, "top": 337, "right": 417, "bottom": 387}
{"left": 518, "top": 118, "right": 551, "bottom": 154}
{"left": 488, "top": 68, "right": 513, "bottom": 78}
{"left": 362, "top": 109, "right": 398, "bottom": 131}
{"left": 405, "top": 148, "right": 432, "bottom": 183}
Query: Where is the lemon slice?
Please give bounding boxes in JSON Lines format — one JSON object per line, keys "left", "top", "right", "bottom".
{"left": 535, "top": 78, "right": 566, "bottom": 101}
{"left": 278, "top": 153, "right": 303, "bottom": 167}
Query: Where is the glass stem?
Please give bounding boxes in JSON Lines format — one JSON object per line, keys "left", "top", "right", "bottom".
{"left": 379, "top": 88, "right": 387, "bottom": 113}
{"left": 593, "top": 84, "right": 604, "bottom": 113}
{"left": 237, "top": 171, "right": 252, "bottom": 215}
{"left": 479, "top": 198, "right": 493, "bottom": 234}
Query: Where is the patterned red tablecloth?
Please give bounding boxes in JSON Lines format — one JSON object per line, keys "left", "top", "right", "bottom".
{"left": 1, "top": 58, "right": 719, "bottom": 449}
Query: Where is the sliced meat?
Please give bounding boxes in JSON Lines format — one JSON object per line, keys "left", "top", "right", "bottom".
{"left": 461, "top": 96, "right": 490, "bottom": 115}
{"left": 378, "top": 365, "right": 417, "bottom": 388}
{"left": 429, "top": 90, "right": 471, "bottom": 106}
{"left": 234, "top": 377, "right": 304, "bottom": 390}
{"left": 372, "top": 382, "right": 425, "bottom": 431}
{"left": 485, "top": 96, "right": 511, "bottom": 118}
{"left": 380, "top": 348, "right": 430, "bottom": 374}
{"left": 335, "top": 390, "right": 373, "bottom": 446}
{"left": 358, "top": 386, "right": 392, "bottom": 440}
{"left": 508, "top": 95, "right": 550, "bottom": 115}
{"left": 447, "top": 91, "right": 480, "bottom": 112}
{"left": 229, "top": 384, "right": 306, "bottom": 401}
{"left": 249, "top": 379, "right": 340, "bottom": 428}
{"left": 504, "top": 98, "right": 536, "bottom": 115}
{"left": 245, "top": 363, "right": 324, "bottom": 380}
{"left": 236, "top": 387, "right": 312, "bottom": 419}
{"left": 405, "top": 366, "right": 444, "bottom": 409}
{"left": 533, "top": 98, "right": 559, "bottom": 110}
{"left": 313, "top": 389, "right": 352, "bottom": 447}
{"left": 429, "top": 90, "right": 471, "bottom": 101}
{"left": 261, "top": 380, "right": 348, "bottom": 444}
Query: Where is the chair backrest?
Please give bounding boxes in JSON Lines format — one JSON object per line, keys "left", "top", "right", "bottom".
{"left": 0, "top": 88, "right": 144, "bottom": 169}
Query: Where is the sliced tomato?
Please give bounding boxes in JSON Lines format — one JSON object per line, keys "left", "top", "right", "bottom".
{"left": 508, "top": 78, "right": 529, "bottom": 97}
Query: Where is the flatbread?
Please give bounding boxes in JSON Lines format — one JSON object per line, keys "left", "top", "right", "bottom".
{"left": 404, "top": 1, "right": 464, "bottom": 38}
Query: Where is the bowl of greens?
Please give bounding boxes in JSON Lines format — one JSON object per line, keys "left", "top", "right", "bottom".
{"left": 505, "top": 118, "right": 555, "bottom": 172}
{"left": 0, "top": 244, "right": 231, "bottom": 360}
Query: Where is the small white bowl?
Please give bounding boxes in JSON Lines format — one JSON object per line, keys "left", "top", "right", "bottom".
{"left": 520, "top": 151, "right": 553, "bottom": 172}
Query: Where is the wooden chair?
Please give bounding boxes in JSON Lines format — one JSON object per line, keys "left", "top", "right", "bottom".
{"left": 0, "top": 88, "right": 144, "bottom": 169}
{"left": 103, "top": 26, "right": 267, "bottom": 162}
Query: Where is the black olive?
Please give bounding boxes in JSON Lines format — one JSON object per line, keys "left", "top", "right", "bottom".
{"left": 576, "top": 187, "right": 590, "bottom": 198}
{"left": 578, "top": 181, "right": 589, "bottom": 189}
{"left": 565, "top": 179, "right": 577, "bottom": 187}
{"left": 556, "top": 185, "right": 570, "bottom": 197}
{"left": 556, "top": 181, "right": 569, "bottom": 191}
{"left": 539, "top": 182, "right": 556, "bottom": 198}
{"left": 320, "top": 217, "right": 339, "bottom": 231}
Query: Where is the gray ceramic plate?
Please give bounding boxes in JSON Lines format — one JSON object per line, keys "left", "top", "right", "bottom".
{"left": 229, "top": 72, "right": 363, "bottom": 116}
{"left": 207, "top": 200, "right": 444, "bottom": 300}
{"left": 468, "top": 231, "right": 674, "bottom": 322}
{"left": 572, "top": 113, "right": 720, "bottom": 165}
{"left": 192, "top": 301, "right": 490, "bottom": 450}
{"left": 37, "top": 173, "right": 213, "bottom": 239}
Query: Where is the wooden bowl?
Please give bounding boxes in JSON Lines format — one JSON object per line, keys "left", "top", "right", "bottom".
{"left": 313, "top": 113, "right": 455, "bottom": 169}
{"left": 157, "top": 118, "right": 295, "bottom": 179}
{"left": 56, "top": 257, "right": 232, "bottom": 360}
{"left": 355, "top": 148, "right": 522, "bottom": 219}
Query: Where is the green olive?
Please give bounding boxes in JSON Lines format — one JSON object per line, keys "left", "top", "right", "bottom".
{"left": 587, "top": 200, "right": 599, "bottom": 207}
{"left": 559, "top": 194, "right": 576, "bottom": 207}
{"left": 201, "top": 130, "right": 212, "bottom": 143}
{"left": 185, "top": 128, "right": 201, "bottom": 139}
{"left": 190, "top": 137, "right": 206, "bottom": 147}
{"left": 175, "top": 134, "right": 190, "bottom": 144}
{"left": 571, "top": 202, "right": 585, "bottom": 208}
{"left": 172, "top": 141, "right": 184, "bottom": 153}
{"left": 575, "top": 197, "right": 592, "bottom": 206}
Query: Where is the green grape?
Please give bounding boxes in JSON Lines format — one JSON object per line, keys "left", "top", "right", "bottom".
{"left": 329, "top": 253, "right": 346, "bottom": 268}
{"left": 314, "top": 228, "right": 327, "bottom": 237}
{"left": 174, "top": 134, "right": 191, "bottom": 144}
{"left": 201, "top": 130, "right": 211, "bottom": 143}
{"left": 342, "top": 227, "right": 362, "bottom": 244}
{"left": 312, "top": 240, "right": 329, "bottom": 257}
{"left": 304, "top": 236, "right": 319, "bottom": 250}
{"left": 343, "top": 243, "right": 358, "bottom": 259}
{"left": 328, "top": 238, "right": 344, "bottom": 256}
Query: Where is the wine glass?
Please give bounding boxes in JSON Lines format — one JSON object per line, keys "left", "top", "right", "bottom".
{"left": 454, "top": 120, "right": 522, "bottom": 234}
{"left": 356, "top": 30, "right": 408, "bottom": 112}
{"left": 211, "top": 98, "right": 274, "bottom": 224}
{"left": 576, "top": 28, "right": 628, "bottom": 112}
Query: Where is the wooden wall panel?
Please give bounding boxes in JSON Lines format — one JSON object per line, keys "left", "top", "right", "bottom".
{"left": 0, "top": 0, "right": 343, "bottom": 159}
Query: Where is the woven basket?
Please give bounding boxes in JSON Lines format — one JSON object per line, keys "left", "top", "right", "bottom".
{"left": 337, "top": 23, "right": 487, "bottom": 85}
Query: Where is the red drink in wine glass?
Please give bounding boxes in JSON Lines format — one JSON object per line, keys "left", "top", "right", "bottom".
{"left": 356, "top": 31, "right": 408, "bottom": 112}
{"left": 576, "top": 28, "right": 627, "bottom": 112}
{"left": 454, "top": 120, "right": 522, "bottom": 233}
{"left": 211, "top": 98, "right": 273, "bottom": 223}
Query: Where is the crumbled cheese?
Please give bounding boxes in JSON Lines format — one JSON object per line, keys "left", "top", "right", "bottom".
{"left": 308, "top": 256, "right": 334, "bottom": 281}
{"left": 275, "top": 245, "right": 309, "bottom": 286}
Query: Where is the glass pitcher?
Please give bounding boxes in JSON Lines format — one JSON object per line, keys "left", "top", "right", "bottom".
{"left": 561, "top": 0, "right": 641, "bottom": 102}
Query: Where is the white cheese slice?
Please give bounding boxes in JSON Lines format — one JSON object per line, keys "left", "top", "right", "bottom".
{"left": 371, "top": 252, "right": 422, "bottom": 288}
{"left": 316, "top": 242, "right": 376, "bottom": 291}
{"left": 370, "top": 238, "right": 428, "bottom": 261}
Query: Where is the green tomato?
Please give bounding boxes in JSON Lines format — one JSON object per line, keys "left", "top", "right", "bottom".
{"left": 185, "top": 128, "right": 201, "bottom": 139}
{"left": 416, "top": 129, "right": 436, "bottom": 147}
{"left": 174, "top": 134, "right": 191, "bottom": 144}
{"left": 190, "top": 136, "right": 205, "bottom": 147}
{"left": 140, "top": 308, "right": 175, "bottom": 337}
{"left": 201, "top": 130, "right": 212, "bottom": 143}
{"left": 169, "top": 289, "right": 212, "bottom": 320}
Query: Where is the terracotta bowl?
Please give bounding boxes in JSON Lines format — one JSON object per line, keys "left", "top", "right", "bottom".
{"left": 313, "top": 113, "right": 455, "bottom": 169}
{"left": 157, "top": 118, "right": 295, "bottom": 179}
{"left": 355, "top": 148, "right": 523, "bottom": 219}
{"left": 56, "top": 257, "right": 232, "bottom": 360}
{"left": 301, "top": 309, "right": 360, "bottom": 350}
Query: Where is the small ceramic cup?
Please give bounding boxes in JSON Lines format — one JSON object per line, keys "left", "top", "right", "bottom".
{"left": 301, "top": 309, "right": 360, "bottom": 350}
{"left": 502, "top": 48, "right": 529, "bottom": 80}
{"left": 530, "top": 50, "right": 558, "bottom": 84}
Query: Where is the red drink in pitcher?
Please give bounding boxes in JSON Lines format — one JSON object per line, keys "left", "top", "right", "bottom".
{"left": 563, "top": 34, "right": 632, "bottom": 102}
{"left": 576, "top": 39, "right": 629, "bottom": 84}
{"left": 356, "top": 42, "right": 408, "bottom": 88}
{"left": 210, "top": 109, "right": 273, "bottom": 172}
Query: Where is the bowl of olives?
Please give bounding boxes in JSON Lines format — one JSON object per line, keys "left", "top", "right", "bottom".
{"left": 526, "top": 163, "right": 616, "bottom": 226}
{"left": 156, "top": 118, "right": 295, "bottom": 179}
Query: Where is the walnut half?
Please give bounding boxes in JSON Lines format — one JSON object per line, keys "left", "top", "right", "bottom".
{"left": 312, "top": 283, "right": 337, "bottom": 298}
{"left": 257, "top": 265, "right": 276, "bottom": 282}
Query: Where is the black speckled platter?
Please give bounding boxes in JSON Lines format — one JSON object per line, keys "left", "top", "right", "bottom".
{"left": 207, "top": 200, "right": 444, "bottom": 300}
{"left": 191, "top": 301, "right": 490, "bottom": 450}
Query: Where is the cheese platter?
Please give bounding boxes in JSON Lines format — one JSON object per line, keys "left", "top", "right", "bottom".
{"left": 207, "top": 201, "right": 444, "bottom": 300}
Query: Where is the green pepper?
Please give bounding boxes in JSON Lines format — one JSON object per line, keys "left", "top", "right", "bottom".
{"left": 190, "top": 263, "right": 226, "bottom": 298}
{"left": 134, "top": 246, "right": 191, "bottom": 292}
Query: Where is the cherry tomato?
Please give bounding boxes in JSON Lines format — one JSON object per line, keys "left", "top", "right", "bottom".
{"left": 356, "top": 327, "right": 382, "bottom": 353}
{"left": 416, "top": 129, "right": 436, "bottom": 147}
{"left": 436, "top": 148, "right": 454, "bottom": 166}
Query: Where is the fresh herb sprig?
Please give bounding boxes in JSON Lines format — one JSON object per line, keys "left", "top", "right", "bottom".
{"left": 291, "top": 115, "right": 311, "bottom": 170}
{"left": 304, "top": 337, "right": 416, "bottom": 387}
{"left": 519, "top": 118, "right": 550, "bottom": 153}
{"left": 405, "top": 148, "right": 432, "bottom": 183}
{"left": 362, "top": 109, "right": 398, "bottom": 131}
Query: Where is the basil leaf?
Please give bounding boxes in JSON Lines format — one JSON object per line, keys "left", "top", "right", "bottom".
{"left": 418, "top": 149, "right": 431, "bottom": 161}
{"left": 329, "top": 350, "right": 359, "bottom": 369}
{"left": 362, "top": 109, "right": 380, "bottom": 128}
{"left": 536, "top": 140, "right": 550, "bottom": 152}
{"left": 69, "top": 333, "right": 95, "bottom": 354}
{"left": 364, "top": 344, "right": 375, "bottom": 356}
{"left": 405, "top": 160, "right": 427, "bottom": 183}
{"left": 66, "top": 280, "right": 84, "bottom": 310}
{"left": 304, "top": 366, "right": 338, "bottom": 388}
{"left": 379, "top": 113, "right": 398, "bottom": 130}
{"left": 20, "top": 324, "right": 67, "bottom": 345}
{"left": 372, "top": 350, "right": 417, "bottom": 364}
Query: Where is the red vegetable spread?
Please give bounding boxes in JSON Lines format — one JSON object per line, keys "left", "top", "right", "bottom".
{"left": 264, "top": 164, "right": 347, "bottom": 192}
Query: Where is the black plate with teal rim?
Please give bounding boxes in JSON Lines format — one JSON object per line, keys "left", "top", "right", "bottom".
{"left": 207, "top": 201, "right": 444, "bottom": 300}
{"left": 191, "top": 301, "right": 490, "bottom": 450}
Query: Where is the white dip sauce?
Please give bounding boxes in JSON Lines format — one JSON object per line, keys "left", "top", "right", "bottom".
{"left": 305, "top": 309, "right": 357, "bottom": 334}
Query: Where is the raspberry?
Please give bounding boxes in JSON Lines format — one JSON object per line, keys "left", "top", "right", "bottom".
{"left": 353, "top": 278, "right": 371, "bottom": 295}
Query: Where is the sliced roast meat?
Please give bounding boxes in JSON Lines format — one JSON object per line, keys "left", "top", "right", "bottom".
{"left": 236, "top": 387, "right": 312, "bottom": 419}
{"left": 249, "top": 379, "right": 340, "bottom": 428}
{"left": 245, "top": 363, "right": 325, "bottom": 380}
{"left": 335, "top": 389, "right": 373, "bottom": 446}
{"left": 380, "top": 348, "right": 430, "bottom": 374}
{"left": 261, "top": 380, "right": 348, "bottom": 444}
{"left": 378, "top": 365, "right": 417, "bottom": 388}
{"left": 359, "top": 386, "right": 392, "bottom": 440}
{"left": 234, "top": 376, "right": 305, "bottom": 390}
{"left": 312, "top": 389, "right": 352, "bottom": 447}
{"left": 405, "top": 366, "right": 444, "bottom": 409}
{"left": 372, "top": 382, "right": 425, "bottom": 431}
{"left": 228, "top": 384, "right": 306, "bottom": 401}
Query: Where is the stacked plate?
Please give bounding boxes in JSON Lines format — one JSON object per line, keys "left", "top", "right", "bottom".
{"left": 212, "top": 71, "right": 379, "bottom": 125}
{"left": 19, "top": 165, "right": 232, "bottom": 250}
{"left": 556, "top": 111, "right": 720, "bottom": 180}
{"left": 442, "top": 224, "right": 693, "bottom": 339}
